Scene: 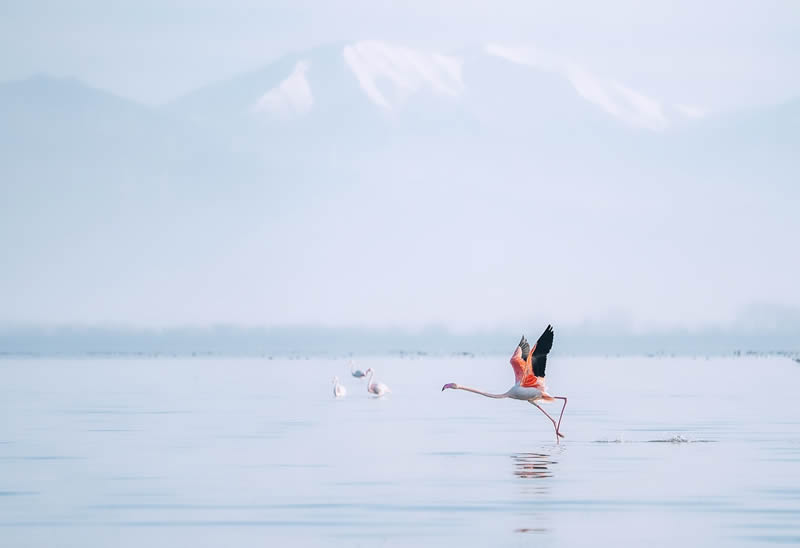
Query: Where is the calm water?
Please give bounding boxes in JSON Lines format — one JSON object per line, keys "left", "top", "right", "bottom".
{"left": 1, "top": 356, "right": 799, "bottom": 546}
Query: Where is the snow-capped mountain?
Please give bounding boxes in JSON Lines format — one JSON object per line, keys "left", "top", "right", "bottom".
{"left": 167, "top": 40, "right": 705, "bottom": 133}
{"left": 1, "top": 42, "right": 798, "bottom": 329}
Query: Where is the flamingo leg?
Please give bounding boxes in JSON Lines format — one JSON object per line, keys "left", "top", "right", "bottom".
{"left": 552, "top": 396, "right": 567, "bottom": 435}
{"left": 530, "top": 401, "right": 564, "bottom": 442}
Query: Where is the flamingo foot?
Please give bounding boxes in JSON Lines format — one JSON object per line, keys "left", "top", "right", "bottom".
{"left": 557, "top": 432, "right": 565, "bottom": 439}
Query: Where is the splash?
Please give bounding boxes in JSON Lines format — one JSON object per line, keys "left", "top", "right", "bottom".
{"left": 594, "top": 434, "right": 627, "bottom": 443}
{"left": 650, "top": 435, "right": 690, "bottom": 443}
{"left": 594, "top": 434, "right": 717, "bottom": 444}
{"left": 648, "top": 435, "right": 716, "bottom": 443}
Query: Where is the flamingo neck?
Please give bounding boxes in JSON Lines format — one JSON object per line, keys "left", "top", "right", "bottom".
{"left": 366, "top": 371, "right": 374, "bottom": 391}
{"left": 454, "top": 385, "right": 509, "bottom": 399}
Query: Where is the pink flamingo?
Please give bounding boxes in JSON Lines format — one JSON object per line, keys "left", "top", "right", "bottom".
{"left": 364, "top": 368, "right": 390, "bottom": 397}
{"left": 349, "top": 360, "right": 367, "bottom": 379}
{"left": 332, "top": 376, "right": 347, "bottom": 398}
{"left": 442, "top": 325, "right": 567, "bottom": 442}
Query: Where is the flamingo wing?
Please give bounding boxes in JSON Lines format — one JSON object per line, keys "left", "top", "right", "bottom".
{"left": 510, "top": 335, "right": 531, "bottom": 384}
{"left": 511, "top": 326, "right": 555, "bottom": 386}
{"left": 530, "top": 324, "right": 554, "bottom": 377}
{"left": 516, "top": 325, "right": 554, "bottom": 387}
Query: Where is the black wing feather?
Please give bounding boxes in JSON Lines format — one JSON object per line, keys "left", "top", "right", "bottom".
{"left": 518, "top": 335, "right": 530, "bottom": 362}
{"left": 532, "top": 325, "right": 554, "bottom": 377}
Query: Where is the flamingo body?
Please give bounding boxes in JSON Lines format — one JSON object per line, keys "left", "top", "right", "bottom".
{"left": 507, "top": 384, "right": 548, "bottom": 401}
{"left": 364, "top": 368, "right": 390, "bottom": 397}
{"left": 332, "top": 376, "right": 346, "bottom": 398}
{"left": 368, "top": 382, "right": 390, "bottom": 397}
{"left": 349, "top": 360, "right": 366, "bottom": 379}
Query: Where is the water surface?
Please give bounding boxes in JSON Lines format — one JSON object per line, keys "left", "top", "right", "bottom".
{"left": 1, "top": 356, "right": 799, "bottom": 546}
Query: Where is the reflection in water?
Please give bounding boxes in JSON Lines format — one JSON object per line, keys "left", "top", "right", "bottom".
{"left": 512, "top": 452, "right": 557, "bottom": 479}
{"left": 512, "top": 451, "right": 560, "bottom": 534}
{"left": 515, "top": 527, "right": 548, "bottom": 534}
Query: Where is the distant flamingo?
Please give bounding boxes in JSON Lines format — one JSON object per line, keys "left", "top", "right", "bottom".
{"left": 349, "top": 360, "right": 367, "bottom": 379}
{"left": 332, "top": 376, "right": 346, "bottom": 398}
{"left": 442, "top": 325, "right": 567, "bottom": 442}
{"left": 364, "top": 368, "right": 390, "bottom": 397}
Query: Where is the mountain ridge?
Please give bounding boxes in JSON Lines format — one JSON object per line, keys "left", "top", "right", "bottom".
{"left": 1, "top": 43, "right": 798, "bottom": 329}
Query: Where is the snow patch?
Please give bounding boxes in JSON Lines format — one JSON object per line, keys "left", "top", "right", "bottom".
{"left": 253, "top": 60, "right": 314, "bottom": 117}
{"left": 486, "top": 44, "right": 672, "bottom": 131}
{"left": 343, "top": 41, "right": 463, "bottom": 109}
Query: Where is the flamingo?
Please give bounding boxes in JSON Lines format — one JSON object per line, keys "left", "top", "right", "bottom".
{"left": 349, "top": 360, "right": 367, "bottom": 379}
{"left": 364, "top": 368, "right": 390, "bottom": 397}
{"left": 442, "top": 325, "right": 567, "bottom": 442}
{"left": 332, "top": 376, "right": 346, "bottom": 398}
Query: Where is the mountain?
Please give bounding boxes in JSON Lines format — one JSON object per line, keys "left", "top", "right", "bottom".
{"left": 165, "top": 41, "right": 701, "bottom": 134}
{"left": 161, "top": 40, "right": 798, "bottom": 196}
{"left": 0, "top": 75, "right": 284, "bottom": 321}
{"left": 1, "top": 42, "right": 798, "bottom": 329}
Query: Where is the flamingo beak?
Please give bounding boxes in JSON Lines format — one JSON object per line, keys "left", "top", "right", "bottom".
{"left": 442, "top": 383, "right": 456, "bottom": 391}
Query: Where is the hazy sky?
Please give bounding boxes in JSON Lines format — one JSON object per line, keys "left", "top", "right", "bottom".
{"left": 1, "top": 0, "right": 799, "bottom": 109}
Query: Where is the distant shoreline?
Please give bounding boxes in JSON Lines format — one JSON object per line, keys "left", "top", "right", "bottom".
{"left": 1, "top": 351, "right": 797, "bottom": 361}
{"left": 1, "top": 326, "right": 798, "bottom": 359}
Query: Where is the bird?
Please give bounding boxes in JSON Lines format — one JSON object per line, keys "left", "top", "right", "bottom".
{"left": 349, "top": 360, "right": 367, "bottom": 379}
{"left": 332, "top": 376, "right": 347, "bottom": 398}
{"left": 442, "top": 325, "right": 567, "bottom": 442}
{"left": 364, "top": 368, "right": 390, "bottom": 397}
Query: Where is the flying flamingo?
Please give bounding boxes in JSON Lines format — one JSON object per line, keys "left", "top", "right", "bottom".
{"left": 442, "top": 325, "right": 567, "bottom": 442}
{"left": 332, "top": 376, "right": 347, "bottom": 398}
{"left": 349, "top": 360, "right": 367, "bottom": 379}
{"left": 364, "top": 368, "right": 390, "bottom": 397}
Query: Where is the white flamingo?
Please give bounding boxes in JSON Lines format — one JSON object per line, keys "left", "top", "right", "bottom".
{"left": 364, "top": 368, "right": 390, "bottom": 397}
{"left": 442, "top": 325, "right": 567, "bottom": 442}
{"left": 349, "top": 360, "right": 366, "bottom": 379}
{"left": 332, "top": 376, "right": 346, "bottom": 398}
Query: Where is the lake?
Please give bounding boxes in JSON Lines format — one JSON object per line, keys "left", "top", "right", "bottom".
{"left": 1, "top": 355, "right": 799, "bottom": 546}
